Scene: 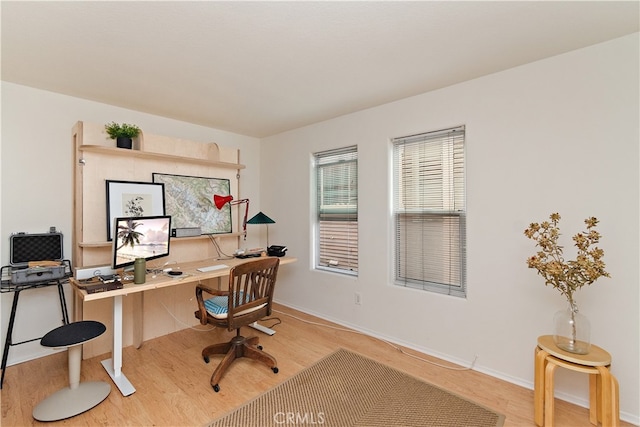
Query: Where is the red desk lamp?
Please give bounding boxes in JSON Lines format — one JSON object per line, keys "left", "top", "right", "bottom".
{"left": 213, "top": 195, "right": 250, "bottom": 240}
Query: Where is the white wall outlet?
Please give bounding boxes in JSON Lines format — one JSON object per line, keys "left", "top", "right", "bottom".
{"left": 354, "top": 292, "right": 362, "bottom": 305}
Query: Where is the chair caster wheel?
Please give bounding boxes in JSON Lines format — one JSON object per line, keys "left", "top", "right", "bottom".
{"left": 203, "top": 356, "right": 210, "bottom": 363}
{"left": 272, "top": 367, "right": 279, "bottom": 374}
{"left": 213, "top": 384, "right": 220, "bottom": 392}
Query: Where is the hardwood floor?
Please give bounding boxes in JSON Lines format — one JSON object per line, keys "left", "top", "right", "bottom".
{"left": 1, "top": 303, "right": 631, "bottom": 426}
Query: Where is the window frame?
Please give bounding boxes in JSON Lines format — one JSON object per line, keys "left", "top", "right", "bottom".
{"left": 392, "top": 126, "right": 466, "bottom": 297}
{"left": 313, "top": 146, "right": 358, "bottom": 276}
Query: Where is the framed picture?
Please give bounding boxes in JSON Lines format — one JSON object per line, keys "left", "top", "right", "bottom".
{"left": 106, "top": 180, "right": 165, "bottom": 241}
{"left": 152, "top": 173, "right": 232, "bottom": 234}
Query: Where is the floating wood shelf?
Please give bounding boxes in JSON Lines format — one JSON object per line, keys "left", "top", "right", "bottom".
{"left": 79, "top": 145, "right": 245, "bottom": 169}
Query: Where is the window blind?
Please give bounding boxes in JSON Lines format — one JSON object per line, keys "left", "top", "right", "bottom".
{"left": 392, "top": 126, "right": 466, "bottom": 297}
{"left": 314, "top": 146, "right": 358, "bottom": 274}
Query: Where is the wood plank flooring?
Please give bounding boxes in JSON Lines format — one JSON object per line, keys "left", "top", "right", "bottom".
{"left": 1, "top": 303, "right": 631, "bottom": 426}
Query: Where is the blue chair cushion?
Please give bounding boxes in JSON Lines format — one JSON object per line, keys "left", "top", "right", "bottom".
{"left": 204, "top": 295, "right": 230, "bottom": 317}
{"left": 204, "top": 292, "right": 266, "bottom": 319}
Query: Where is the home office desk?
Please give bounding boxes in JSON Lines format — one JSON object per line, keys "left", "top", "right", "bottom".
{"left": 70, "top": 256, "right": 296, "bottom": 397}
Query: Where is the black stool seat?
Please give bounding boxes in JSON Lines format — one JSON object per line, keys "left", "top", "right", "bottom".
{"left": 32, "top": 320, "right": 110, "bottom": 422}
{"left": 41, "top": 320, "right": 106, "bottom": 348}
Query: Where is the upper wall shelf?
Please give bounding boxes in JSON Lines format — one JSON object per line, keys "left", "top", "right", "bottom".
{"left": 79, "top": 145, "right": 245, "bottom": 169}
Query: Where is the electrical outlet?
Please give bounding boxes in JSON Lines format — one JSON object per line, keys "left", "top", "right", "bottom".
{"left": 354, "top": 292, "right": 362, "bottom": 305}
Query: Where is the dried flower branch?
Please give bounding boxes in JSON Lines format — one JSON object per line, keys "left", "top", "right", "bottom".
{"left": 524, "top": 213, "right": 610, "bottom": 306}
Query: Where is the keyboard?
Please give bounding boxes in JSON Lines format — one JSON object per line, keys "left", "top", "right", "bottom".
{"left": 196, "top": 264, "right": 229, "bottom": 273}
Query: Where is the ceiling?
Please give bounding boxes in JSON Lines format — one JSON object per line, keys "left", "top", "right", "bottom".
{"left": 2, "top": 1, "right": 638, "bottom": 138}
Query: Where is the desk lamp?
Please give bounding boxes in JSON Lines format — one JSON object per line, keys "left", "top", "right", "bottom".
{"left": 247, "top": 212, "right": 275, "bottom": 247}
{"left": 213, "top": 195, "right": 250, "bottom": 240}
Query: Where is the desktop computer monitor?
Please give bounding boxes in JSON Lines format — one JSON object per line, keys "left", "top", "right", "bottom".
{"left": 111, "top": 215, "right": 171, "bottom": 270}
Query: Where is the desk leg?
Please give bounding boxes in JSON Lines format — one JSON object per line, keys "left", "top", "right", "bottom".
{"left": 248, "top": 321, "right": 276, "bottom": 336}
{"left": 133, "top": 292, "right": 144, "bottom": 349}
{"left": 74, "top": 288, "right": 84, "bottom": 323}
{"left": 101, "top": 294, "right": 135, "bottom": 396}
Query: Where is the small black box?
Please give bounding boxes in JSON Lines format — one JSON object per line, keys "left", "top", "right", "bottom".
{"left": 267, "top": 245, "right": 287, "bottom": 257}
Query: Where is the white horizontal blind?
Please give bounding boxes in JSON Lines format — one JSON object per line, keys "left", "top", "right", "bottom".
{"left": 315, "top": 146, "right": 358, "bottom": 274}
{"left": 393, "top": 127, "right": 466, "bottom": 297}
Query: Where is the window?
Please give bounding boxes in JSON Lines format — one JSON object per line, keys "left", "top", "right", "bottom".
{"left": 314, "top": 146, "right": 358, "bottom": 274}
{"left": 392, "top": 126, "right": 466, "bottom": 297}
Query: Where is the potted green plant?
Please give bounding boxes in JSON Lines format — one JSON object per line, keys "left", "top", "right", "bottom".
{"left": 105, "top": 122, "right": 141, "bottom": 149}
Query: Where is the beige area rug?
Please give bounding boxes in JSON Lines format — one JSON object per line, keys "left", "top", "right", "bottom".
{"left": 207, "top": 348, "right": 505, "bottom": 427}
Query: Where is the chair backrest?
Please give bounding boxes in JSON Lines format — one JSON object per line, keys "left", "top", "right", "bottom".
{"left": 226, "top": 257, "right": 280, "bottom": 331}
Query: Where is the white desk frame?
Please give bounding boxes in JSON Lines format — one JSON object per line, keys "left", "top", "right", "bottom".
{"left": 72, "top": 256, "right": 296, "bottom": 396}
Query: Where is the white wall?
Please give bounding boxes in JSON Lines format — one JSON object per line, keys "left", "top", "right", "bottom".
{"left": 0, "top": 83, "right": 262, "bottom": 366}
{"left": 260, "top": 34, "right": 639, "bottom": 423}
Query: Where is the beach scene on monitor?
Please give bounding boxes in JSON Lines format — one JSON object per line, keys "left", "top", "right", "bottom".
{"left": 114, "top": 216, "right": 171, "bottom": 268}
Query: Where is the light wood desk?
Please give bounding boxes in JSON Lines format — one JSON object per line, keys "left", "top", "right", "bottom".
{"left": 71, "top": 256, "right": 296, "bottom": 397}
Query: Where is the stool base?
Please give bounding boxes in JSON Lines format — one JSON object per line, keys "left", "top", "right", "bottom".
{"left": 535, "top": 336, "right": 619, "bottom": 427}
{"left": 32, "top": 381, "right": 111, "bottom": 421}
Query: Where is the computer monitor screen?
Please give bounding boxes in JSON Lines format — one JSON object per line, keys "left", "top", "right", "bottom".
{"left": 112, "top": 215, "right": 171, "bottom": 270}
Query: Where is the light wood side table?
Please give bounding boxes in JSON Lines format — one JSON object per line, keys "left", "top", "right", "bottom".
{"left": 534, "top": 335, "right": 619, "bottom": 427}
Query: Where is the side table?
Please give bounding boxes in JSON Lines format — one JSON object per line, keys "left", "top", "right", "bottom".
{"left": 534, "top": 335, "right": 619, "bottom": 427}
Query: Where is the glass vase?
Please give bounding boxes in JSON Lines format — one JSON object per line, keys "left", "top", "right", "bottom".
{"left": 553, "top": 302, "right": 591, "bottom": 354}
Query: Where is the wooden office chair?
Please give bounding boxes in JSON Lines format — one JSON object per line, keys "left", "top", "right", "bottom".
{"left": 194, "top": 257, "right": 280, "bottom": 392}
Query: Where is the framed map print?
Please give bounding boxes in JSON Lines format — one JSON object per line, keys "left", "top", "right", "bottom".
{"left": 152, "top": 173, "right": 232, "bottom": 234}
